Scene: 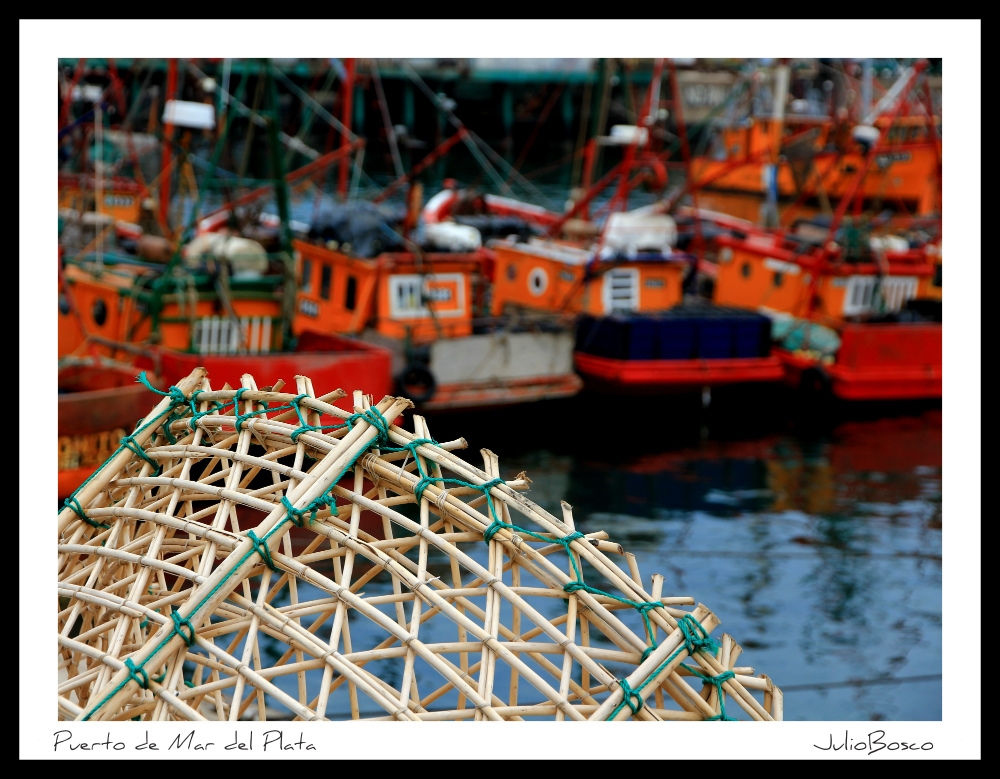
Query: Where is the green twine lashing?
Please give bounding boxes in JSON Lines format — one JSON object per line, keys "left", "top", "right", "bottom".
{"left": 382, "top": 433, "right": 506, "bottom": 523}
{"left": 246, "top": 529, "right": 277, "bottom": 572}
{"left": 281, "top": 495, "right": 318, "bottom": 528}
{"left": 483, "top": 518, "right": 665, "bottom": 657}
{"left": 187, "top": 390, "right": 225, "bottom": 432}
{"left": 676, "top": 613, "right": 721, "bottom": 657}
{"left": 62, "top": 496, "right": 110, "bottom": 529}
{"left": 136, "top": 372, "right": 187, "bottom": 409}
{"left": 81, "top": 404, "right": 396, "bottom": 721}
{"left": 170, "top": 611, "right": 196, "bottom": 647}
{"left": 606, "top": 613, "right": 728, "bottom": 721}
{"left": 685, "top": 667, "right": 737, "bottom": 721}
{"left": 123, "top": 657, "right": 149, "bottom": 689}
{"left": 120, "top": 433, "right": 162, "bottom": 477}
{"left": 619, "top": 679, "right": 644, "bottom": 715}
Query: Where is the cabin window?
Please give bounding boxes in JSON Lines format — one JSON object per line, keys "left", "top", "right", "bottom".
{"left": 741, "top": 262, "right": 751, "bottom": 279}
{"left": 320, "top": 264, "right": 332, "bottom": 301}
{"left": 602, "top": 268, "right": 640, "bottom": 314}
{"left": 932, "top": 264, "right": 942, "bottom": 288}
{"left": 345, "top": 275, "right": 357, "bottom": 311}
{"left": 506, "top": 263, "right": 517, "bottom": 281}
{"left": 773, "top": 271, "right": 784, "bottom": 287}
{"left": 843, "top": 275, "right": 919, "bottom": 315}
{"left": 300, "top": 258, "right": 313, "bottom": 292}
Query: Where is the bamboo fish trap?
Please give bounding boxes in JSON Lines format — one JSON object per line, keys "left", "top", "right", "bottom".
{"left": 57, "top": 367, "right": 783, "bottom": 722}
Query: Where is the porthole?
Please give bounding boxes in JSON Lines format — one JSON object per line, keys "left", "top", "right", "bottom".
{"left": 92, "top": 298, "right": 108, "bottom": 327}
{"left": 741, "top": 262, "right": 751, "bottom": 279}
{"left": 773, "top": 271, "right": 784, "bottom": 287}
{"left": 528, "top": 267, "right": 548, "bottom": 297}
{"left": 506, "top": 263, "right": 517, "bottom": 281}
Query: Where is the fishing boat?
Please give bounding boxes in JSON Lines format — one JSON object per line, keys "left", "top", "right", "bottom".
{"left": 704, "top": 213, "right": 941, "bottom": 401}
{"left": 688, "top": 60, "right": 941, "bottom": 217}
{"left": 58, "top": 60, "right": 395, "bottom": 448}
{"left": 276, "top": 63, "right": 584, "bottom": 412}
{"left": 686, "top": 63, "right": 942, "bottom": 403}
{"left": 289, "top": 210, "right": 583, "bottom": 411}
{"left": 454, "top": 59, "right": 785, "bottom": 396}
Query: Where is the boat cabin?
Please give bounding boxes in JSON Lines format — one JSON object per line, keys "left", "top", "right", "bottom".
{"left": 692, "top": 113, "right": 941, "bottom": 214}
{"left": 711, "top": 225, "right": 940, "bottom": 321}
{"left": 489, "top": 212, "right": 690, "bottom": 317}
{"left": 292, "top": 239, "right": 484, "bottom": 343}
{"left": 58, "top": 172, "right": 146, "bottom": 225}
{"left": 59, "top": 254, "right": 287, "bottom": 360}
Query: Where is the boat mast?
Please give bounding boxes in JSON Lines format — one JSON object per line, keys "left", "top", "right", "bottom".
{"left": 761, "top": 58, "right": 789, "bottom": 228}
{"left": 160, "top": 58, "right": 178, "bottom": 235}
{"left": 263, "top": 59, "right": 297, "bottom": 347}
{"left": 338, "top": 58, "right": 355, "bottom": 200}
{"left": 94, "top": 100, "right": 104, "bottom": 268}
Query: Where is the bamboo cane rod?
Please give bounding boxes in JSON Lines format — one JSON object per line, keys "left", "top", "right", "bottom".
{"left": 592, "top": 603, "right": 717, "bottom": 720}
{"left": 261, "top": 523, "right": 583, "bottom": 721}
{"left": 58, "top": 368, "right": 208, "bottom": 534}
{"left": 77, "top": 395, "right": 412, "bottom": 721}
{"left": 60, "top": 380, "right": 780, "bottom": 722}
{"left": 475, "top": 448, "right": 504, "bottom": 720}
{"left": 326, "top": 480, "right": 649, "bottom": 688}
{"left": 57, "top": 635, "right": 207, "bottom": 721}
{"left": 650, "top": 573, "right": 665, "bottom": 710}
{"left": 399, "top": 414, "right": 435, "bottom": 715}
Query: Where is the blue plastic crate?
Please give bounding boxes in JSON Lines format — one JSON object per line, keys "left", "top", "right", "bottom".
{"left": 657, "top": 316, "right": 698, "bottom": 360}
{"left": 697, "top": 319, "right": 735, "bottom": 359}
{"left": 624, "top": 317, "right": 659, "bottom": 360}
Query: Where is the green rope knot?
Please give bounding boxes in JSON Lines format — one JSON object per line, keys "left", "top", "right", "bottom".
{"left": 482, "top": 516, "right": 511, "bottom": 545}
{"left": 685, "top": 666, "right": 737, "bottom": 721}
{"left": 618, "top": 678, "right": 644, "bottom": 715}
{"left": 62, "top": 495, "right": 110, "bottom": 529}
{"left": 230, "top": 388, "right": 253, "bottom": 430}
{"left": 187, "top": 390, "right": 226, "bottom": 431}
{"left": 120, "top": 434, "right": 162, "bottom": 477}
{"left": 246, "top": 529, "right": 277, "bottom": 572}
{"left": 123, "top": 657, "right": 149, "bottom": 689}
{"left": 281, "top": 495, "right": 317, "bottom": 528}
{"left": 170, "top": 611, "right": 196, "bottom": 647}
{"left": 349, "top": 407, "right": 391, "bottom": 448}
{"left": 136, "top": 372, "right": 186, "bottom": 406}
{"left": 677, "top": 614, "right": 720, "bottom": 658}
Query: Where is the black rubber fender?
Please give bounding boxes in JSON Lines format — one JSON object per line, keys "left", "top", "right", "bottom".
{"left": 398, "top": 362, "right": 437, "bottom": 403}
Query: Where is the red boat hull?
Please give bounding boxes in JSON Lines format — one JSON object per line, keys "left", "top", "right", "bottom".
{"left": 137, "top": 332, "right": 394, "bottom": 414}
{"left": 58, "top": 362, "right": 164, "bottom": 502}
{"left": 776, "top": 321, "right": 942, "bottom": 400}
{"left": 573, "top": 352, "right": 784, "bottom": 393}
{"left": 59, "top": 335, "right": 393, "bottom": 502}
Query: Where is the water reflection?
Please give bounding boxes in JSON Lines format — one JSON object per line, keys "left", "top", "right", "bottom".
{"left": 494, "top": 405, "right": 942, "bottom": 721}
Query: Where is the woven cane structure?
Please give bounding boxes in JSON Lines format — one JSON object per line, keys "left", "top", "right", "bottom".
{"left": 57, "top": 368, "right": 783, "bottom": 722}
